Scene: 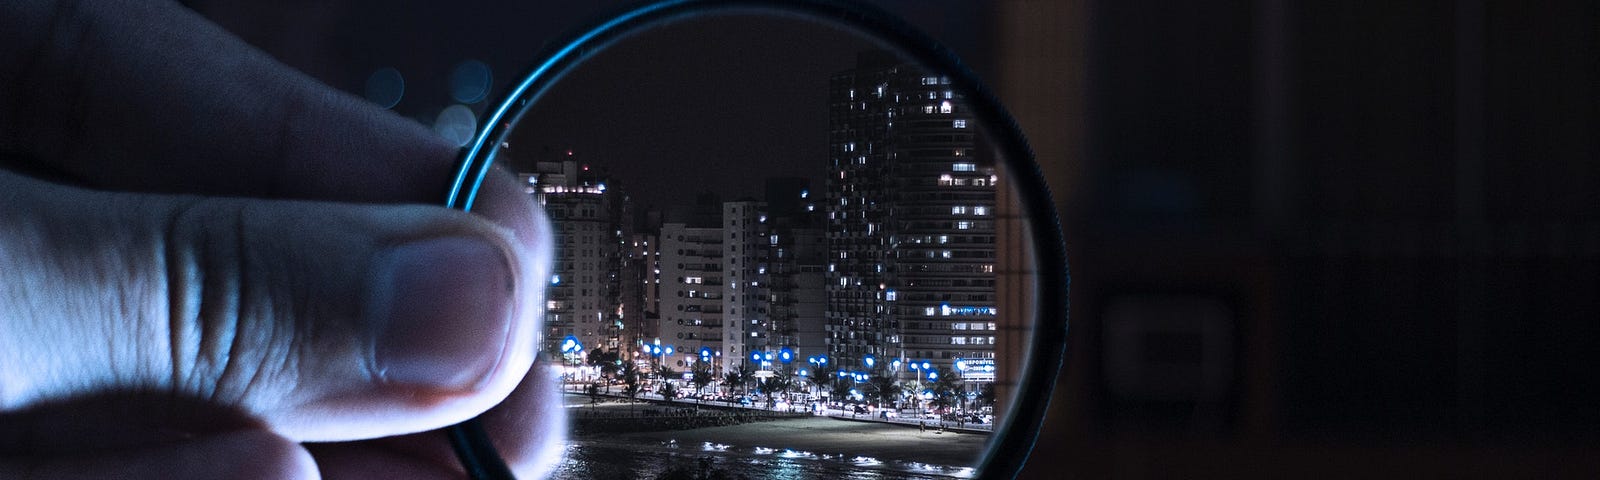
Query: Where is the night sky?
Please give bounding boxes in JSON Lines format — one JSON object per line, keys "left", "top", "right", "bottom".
{"left": 194, "top": 1, "right": 991, "bottom": 209}
{"left": 505, "top": 15, "right": 878, "bottom": 209}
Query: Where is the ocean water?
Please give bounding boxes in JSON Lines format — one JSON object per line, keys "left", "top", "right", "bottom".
{"left": 551, "top": 437, "right": 979, "bottom": 479}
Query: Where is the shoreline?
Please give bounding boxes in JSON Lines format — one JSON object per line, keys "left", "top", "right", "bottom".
{"left": 574, "top": 414, "right": 990, "bottom": 468}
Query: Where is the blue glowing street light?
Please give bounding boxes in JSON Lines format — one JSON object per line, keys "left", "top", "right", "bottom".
{"left": 863, "top": 354, "right": 876, "bottom": 369}
{"left": 779, "top": 347, "right": 794, "bottom": 364}
{"left": 560, "top": 335, "right": 583, "bottom": 355}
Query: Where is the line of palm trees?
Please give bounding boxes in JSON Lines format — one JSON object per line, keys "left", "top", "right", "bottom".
{"left": 585, "top": 347, "right": 991, "bottom": 413}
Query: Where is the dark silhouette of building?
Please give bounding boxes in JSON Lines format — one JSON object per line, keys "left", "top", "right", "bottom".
{"left": 826, "top": 51, "right": 999, "bottom": 378}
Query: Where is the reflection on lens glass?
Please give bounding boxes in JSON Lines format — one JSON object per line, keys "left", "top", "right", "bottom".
{"left": 491, "top": 15, "right": 1037, "bottom": 479}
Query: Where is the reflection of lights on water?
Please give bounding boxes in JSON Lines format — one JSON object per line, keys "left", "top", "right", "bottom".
{"left": 433, "top": 104, "right": 476, "bottom": 147}
{"left": 779, "top": 449, "right": 814, "bottom": 459}
{"left": 753, "top": 447, "right": 773, "bottom": 455}
{"left": 851, "top": 456, "right": 880, "bottom": 465}
{"left": 701, "top": 442, "right": 730, "bottom": 452}
{"left": 364, "top": 67, "right": 404, "bottom": 109}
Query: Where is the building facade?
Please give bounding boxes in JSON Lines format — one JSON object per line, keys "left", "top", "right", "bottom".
{"left": 518, "top": 158, "right": 626, "bottom": 360}
{"left": 656, "top": 200, "right": 725, "bottom": 371}
{"left": 826, "top": 52, "right": 999, "bottom": 377}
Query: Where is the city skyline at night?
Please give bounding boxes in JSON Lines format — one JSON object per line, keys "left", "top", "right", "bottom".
{"left": 510, "top": 52, "right": 1001, "bottom": 399}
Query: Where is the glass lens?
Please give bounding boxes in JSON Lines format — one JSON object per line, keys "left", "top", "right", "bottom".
{"left": 469, "top": 11, "right": 1052, "bottom": 479}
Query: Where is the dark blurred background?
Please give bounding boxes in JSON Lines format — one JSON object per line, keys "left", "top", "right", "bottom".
{"left": 188, "top": 0, "right": 1599, "bottom": 477}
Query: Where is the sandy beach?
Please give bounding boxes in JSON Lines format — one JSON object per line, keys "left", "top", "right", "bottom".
{"left": 572, "top": 401, "right": 991, "bottom": 468}
{"left": 554, "top": 394, "right": 991, "bottom": 478}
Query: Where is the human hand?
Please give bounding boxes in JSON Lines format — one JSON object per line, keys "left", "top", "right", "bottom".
{"left": 0, "top": 1, "right": 561, "bottom": 478}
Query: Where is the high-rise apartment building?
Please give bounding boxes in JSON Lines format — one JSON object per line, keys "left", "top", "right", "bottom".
{"left": 722, "top": 179, "right": 828, "bottom": 374}
{"left": 518, "top": 156, "right": 626, "bottom": 358}
{"left": 826, "top": 51, "right": 999, "bottom": 375}
{"left": 656, "top": 199, "right": 724, "bottom": 371}
{"left": 723, "top": 200, "right": 768, "bottom": 373}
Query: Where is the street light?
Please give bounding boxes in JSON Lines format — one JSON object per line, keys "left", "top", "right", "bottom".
{"left": 559, "top": 335, "right": 583, "bottom": 383}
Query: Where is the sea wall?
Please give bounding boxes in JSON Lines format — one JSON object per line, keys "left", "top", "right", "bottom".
{"left": 571, "top": 404, "right": 809, "bottom": 435}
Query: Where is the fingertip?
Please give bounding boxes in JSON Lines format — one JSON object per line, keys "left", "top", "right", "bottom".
{"left": 485, "top": 359, "right": 568, "bottom": 478}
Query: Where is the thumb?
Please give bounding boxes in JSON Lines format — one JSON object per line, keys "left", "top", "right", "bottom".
{"left": 0, "top": 169, "right": 547, "bottom": 442}
{"left": 2, "top": 430, "right": 320, "bottom": 480}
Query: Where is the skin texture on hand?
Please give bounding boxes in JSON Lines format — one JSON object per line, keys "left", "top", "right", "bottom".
{"left": 0, "top": 0, "right": 563, "bottom": 478}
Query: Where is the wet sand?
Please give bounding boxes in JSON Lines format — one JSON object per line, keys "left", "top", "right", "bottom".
{"left": 586, "top": 415, "right": 990, "bottom": 467}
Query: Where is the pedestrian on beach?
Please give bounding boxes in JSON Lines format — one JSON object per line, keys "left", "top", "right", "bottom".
{"left": 920, "top": 421, "right": 926, "bottom": 433}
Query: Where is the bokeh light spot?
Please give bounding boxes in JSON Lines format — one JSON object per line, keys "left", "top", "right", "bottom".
{"left": 364, "top": 67, "right": 405, "bottom": 109}
{"left": 449, "top": 60, "right": 493, "bottom": 104}
{"left": 434, "top": 104, "right": 477, "bottom": 147}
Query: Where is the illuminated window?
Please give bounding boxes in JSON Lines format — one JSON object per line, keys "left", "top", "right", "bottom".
{"left": 953, "top": 119, "right": 967, "bottom": 128}
{"left": 954, "top": 322, "right": 968, "bottom": 330}
{"left": 957, "top": 221, "right": 972, "bottom": 230}
{"left": 942, "top": 250, "right": 953, "bottom": 258}
{"left": 974, "top": 206, "right": 988, "bottom": 216}
{"left": 938, "top": 235, "right": 949, "bottom": 244}
{"left": 924, "top": 307, "right": 937, "bottom": 316}
{"left": 953, "top": 163, "right": 976, "bottom": 172}
{"left": 922, "top": 105, "right": 935, "bottom": 114}
{"left": 952, "top": 206, "right": 967, "bottom": 215}
{"left": 951, "top": 337, "right": 967, "bottom": 345}
{"left": 940, "top": 101, "right": 953, "bottom": 114}
{"left": 939, "top": 174, "right": 954, "bottom": 186}
{"left": 886, "top": 290, "right": 897, "bottom": 301}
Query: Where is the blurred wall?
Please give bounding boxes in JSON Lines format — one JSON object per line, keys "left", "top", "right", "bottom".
{"left": 992, "top": 0, "right": 1600, "bottom": 477}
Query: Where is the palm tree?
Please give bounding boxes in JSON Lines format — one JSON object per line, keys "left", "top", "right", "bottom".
{"left": 807, "top": 364, "right": 836, "bottom": 400}
{"left": 976, "top": 383, "right": 996, "bottom": 410}
{"left": 621, "top": 360, "right": 643, "bottom": 400}
{"left": 690, "top": 363, "right": 715, "bottom": 404}
{"left": 658, "top": 382, "right": 680, "bottom": 403}
{"left": 929, "top": 367, "right": 962, "bottom": 413}
{"left": 586, "top": 348, "right": 621, "bottom": 394}
{"left": 830, "top": 377, "right": 854, "bottom": 407}
{"left": 723, "top": 364, "right": 754, "bottom": 397}
{"left": 620, "top": 360, "right": 643, "bottom": 415}
{"left": 655, "top": 365, "right": 680, "bottom": 402}
{"left": 867, "top": 373, "right": 900, "bottom": 410}
{"left": 758, "top": 370, "right": 793, "bottom": 407}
